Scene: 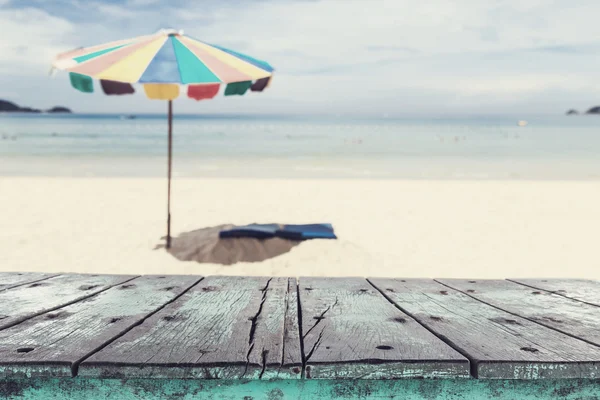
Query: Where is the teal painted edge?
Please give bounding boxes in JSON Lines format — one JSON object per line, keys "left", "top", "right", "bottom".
{"left": 73, "top": 44, "right": 129, "bottom": 63}
{"left": 1, "top": 378, "right": 599, "bottom": 399}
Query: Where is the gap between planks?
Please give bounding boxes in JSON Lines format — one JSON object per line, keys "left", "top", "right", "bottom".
{"left": 296, "top": 281, "right": 307, "bottom": 378}
{"left": 434, "top": 279, "right": 600, "bottom": 350}
{"left": 365, "top": 279, "right": 478, "bottom": 378}
{"left": 507, "top": 279, "right": 600, "bottom": 308}
{"left": 70, "top": 276, "right": 206, "bottom": 377}
{"left": 0, "top": 274, "right": 62, "bottom": 293}
{"left": 244, "top": 278, "right": 272, "bottom": 379}
{"left": 0, "top": 275, "right": 140, "bottom": 332}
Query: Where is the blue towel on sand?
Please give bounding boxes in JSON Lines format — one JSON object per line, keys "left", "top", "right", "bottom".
{"left": 219, "top": 224, "right": 279, "bottom": 239}
{"left": 276, "top": 224, "right": 337, "bottom": 240}
{"left": 219, "top": 223, "right": 337, "bottom": 240}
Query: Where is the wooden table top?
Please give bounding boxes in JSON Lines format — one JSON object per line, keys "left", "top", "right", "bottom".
{"left": 0, "top": 273, "right": 599, "bottom": 381}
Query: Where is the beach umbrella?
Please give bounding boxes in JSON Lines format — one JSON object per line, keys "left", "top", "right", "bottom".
{"left": 51, "top": 28, "right": 274, "bottom": 248}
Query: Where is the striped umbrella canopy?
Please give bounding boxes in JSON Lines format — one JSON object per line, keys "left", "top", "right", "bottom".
{"left": 51, "top": 28, "right": 275, "bottom": 249}
{"left": 52, "top": 28, "right": 274, "bottom": 98}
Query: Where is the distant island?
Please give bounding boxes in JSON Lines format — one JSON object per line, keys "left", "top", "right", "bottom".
{"left": 0, "top": 99, "right": 72, "bottom": 114}
{"left": 567, "top": 106, "right": 600, "bottom": 115}
{"left": 585, "top": 106, "right": 600, "bottom": 115}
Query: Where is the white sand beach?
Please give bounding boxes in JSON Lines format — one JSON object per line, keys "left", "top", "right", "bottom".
{"left": 0, "top": 177, "right": 598, "bottom": 279}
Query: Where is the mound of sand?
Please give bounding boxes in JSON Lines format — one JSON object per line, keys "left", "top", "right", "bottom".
{"left": 163, "top": 225, "right": 301, "bottom": 265}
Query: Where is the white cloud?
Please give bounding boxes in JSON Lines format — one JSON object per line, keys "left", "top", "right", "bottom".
{"left": 127, "top": 0, "right": 161, "bottom": 6}
{"left": 2, "top": 0, "right": 600, "bottom": 115}
{"left": 93, "top": 3, "right": 137, "bottom": 18}
{"left": 0, "top": 7, "right": 74, "bottom": 73}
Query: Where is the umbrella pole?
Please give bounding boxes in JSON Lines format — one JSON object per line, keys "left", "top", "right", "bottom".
{"left": 166, "top": 100, "right": 173, "bottom": 249}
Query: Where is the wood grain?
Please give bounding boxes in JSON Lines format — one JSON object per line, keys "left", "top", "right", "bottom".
{"left": 0, "top": 274, "right": 136, "bottom": 330}
{"left": 279, "top": 278, "right": 303, "bottom": 378}
{"left": 509, "top": 279, "right": 600, "bottom": 307}
{"left": 437, "top": 279, "right": 600, "bottom": 347}
{"left": 369, "top": 278, "right": 600, "bottom": 379}
{"left": 79, "top": 276, "right": 302, "bottom": 380}
{"left": 298, "top": 277, "right": 469, "bottom": 379}
{"left": 0, "top": 272, "right": 59, "bottom": 292}
{"left": 0, "top": 275, "right": 201, "bottom": 378}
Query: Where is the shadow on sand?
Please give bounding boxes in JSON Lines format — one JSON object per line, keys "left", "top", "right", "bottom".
{"left": 155, "top": 224, "right": 301, "bottom": 265}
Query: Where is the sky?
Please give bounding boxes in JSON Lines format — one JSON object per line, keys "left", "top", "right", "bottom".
{"left": 1, "top": 0, "right": 600, "bottom": 116}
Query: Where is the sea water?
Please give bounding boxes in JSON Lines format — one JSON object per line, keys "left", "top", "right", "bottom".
{"left": 1, "top": 113, "right": 599, "bottom": 179}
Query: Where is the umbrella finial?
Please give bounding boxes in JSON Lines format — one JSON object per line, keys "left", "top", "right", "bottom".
{"left": 159, "top": 28, "right": 184, "bottom": 37}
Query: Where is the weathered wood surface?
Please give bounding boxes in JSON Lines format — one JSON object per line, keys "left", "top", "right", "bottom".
{"left": 282, "top": 277, "right": 303, "bottom": 374}
{"left": 0, "top": 273, "right": 599, "bottom": 383}
{"left": 298, "top": 277, "right": 469, "bottom": 379}
{"left": 369, "top": 278, "right": 600, "bottom": 379}
{"left": 80, "top": 276, "right": 302, "bottom": 380}
{"left": 0, "top": 275, "right": 200, "bottom": 379}
{"left": 0, "top": 273, "right": 58, "bottom": 292}
{"left": 437, "top": 279, "right": 600, "bottom": 347}
{"left": 0, "top": 274, "right": 136, "bottom": 330}
{"left": 509, "top": 279, "right": 600, "bottom": 307}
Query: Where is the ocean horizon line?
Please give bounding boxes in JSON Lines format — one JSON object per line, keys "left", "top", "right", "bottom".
{"left": 1, "top": 111, "right": 594, "bottom": 121}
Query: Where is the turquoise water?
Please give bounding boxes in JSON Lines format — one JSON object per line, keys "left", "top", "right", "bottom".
{"left": 1, "top": 114, "right": 599, "bottom": 179}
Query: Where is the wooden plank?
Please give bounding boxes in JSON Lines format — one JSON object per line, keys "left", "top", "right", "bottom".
{"left": 0, "top": 274, "right": 136, "bottom": 330}
{"left": 0, "top": 275, "right": 201, "bottom": 378}
{"left": 369, "top": 278, "right": 600, "bottom": 379}
{"left": 280, "top": 278, "right": 302, "bottom": 379}
{"left": 437, "top": 279, "right": 600, "bottom": 347}
{"left": 0, "top": 272, "right": 59, "bottom": 292}
{"left": 298, "top": 277, "right": 469, "bottom": 379}
{"left": 79, "top": 276, "right": 302, "bottom": 380}
{"left": 508, "top": 279, "right": 600, "bottom": 307}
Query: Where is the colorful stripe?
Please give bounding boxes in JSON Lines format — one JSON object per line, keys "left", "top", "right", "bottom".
{"left": 69, "top": 72, "right": 94, "bottom": 93}
{"left": 224, "top": 81, "right": 252, "bottom": 96}
{"left": 73, "top": 44, "right": 129, "bottom": 64}
{"left": 68, "top": 37, "right": 162, "bottom": 77}
{"left": 143, "top": 83, "right": 180, "bottom": 100}
{"left": 96, "top": 37, "right": 167, "bottom": 83}
{"left": 171, "top": 37, "right": 221, "bottom": 84}
{"left": 53, "top": 30, "right": 274, "bottom": 90}
{"left": 207, "top": 43, "right": 274, "bottom": 72}
{"left": 139, "top": 37, "right": 181, "bottom": 83}
{"left": 181, "top": 37, "right": 272, "bottom": 80}
{"left": 188, "top": 84, "right": 220, "bottom": 101}
{"left": 54, "top": 34, "right": 156, "bottom": 63}
{"left": 176, "top": 36, "right": 252, "bottom": 83}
